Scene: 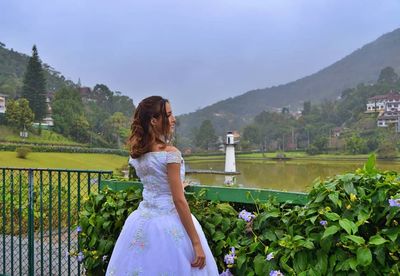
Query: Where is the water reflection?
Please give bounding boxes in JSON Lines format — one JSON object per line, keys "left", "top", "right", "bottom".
{"left": 186, "top": 160, "right": 400, "bottom": 192}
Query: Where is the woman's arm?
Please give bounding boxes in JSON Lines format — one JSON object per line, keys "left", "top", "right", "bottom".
{"left": 167, "top": 159, "right": 205, "bottom": 269}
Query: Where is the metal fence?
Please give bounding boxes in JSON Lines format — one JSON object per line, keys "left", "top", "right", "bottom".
{"left": 0, "top": 168, "right": 112, "bottom": 276}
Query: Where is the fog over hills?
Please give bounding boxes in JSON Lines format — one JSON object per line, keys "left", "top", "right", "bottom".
{"left": 177, "top": 28, "right": 400, "bottom": 137}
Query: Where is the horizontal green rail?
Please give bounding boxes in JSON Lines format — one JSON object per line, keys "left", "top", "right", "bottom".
{"left": 100, "top": 180, "right": 309, "bottom": 205}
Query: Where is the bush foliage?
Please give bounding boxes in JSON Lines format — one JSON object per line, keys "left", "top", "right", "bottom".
{"left": 78, "top": 155, "right": 400, "bottom": 275}
{"left": 15, "top": 146, "right": 31, "bottom": 158}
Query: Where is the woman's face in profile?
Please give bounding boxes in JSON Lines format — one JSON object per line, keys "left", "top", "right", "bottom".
{"left": 165, "top": 102, "right": 176, "bottom": 134}
{"left": 153, "top": 101, "right": 176, "bottom": 134}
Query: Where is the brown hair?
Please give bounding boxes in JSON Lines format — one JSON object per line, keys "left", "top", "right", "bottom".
{"left": 128, "top": 96, "right": 170, "bottom": 158}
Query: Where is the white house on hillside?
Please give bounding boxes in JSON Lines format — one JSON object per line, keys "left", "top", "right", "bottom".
{"left": 366, "top": 91, "right": 400, "bottom": 113}
{"left": 0, "top": 94, "right": 6, "bottom": 114}
{"left": 366, "top": 91, "right": 400, "bottom": 127}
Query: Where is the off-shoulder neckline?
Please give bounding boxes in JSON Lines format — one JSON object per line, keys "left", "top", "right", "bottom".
{"left": 144, "top": 150, "right": 180, "bottom": 155}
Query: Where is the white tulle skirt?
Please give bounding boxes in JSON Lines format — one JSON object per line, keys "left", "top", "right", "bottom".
{"left": 106, "top": 198, "right": 219, "bottom": 276}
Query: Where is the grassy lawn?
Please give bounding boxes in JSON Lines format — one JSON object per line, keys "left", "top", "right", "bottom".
{"left": 0, "top": 151, "right": 128, "bottom": 173}
{"left": 0, "top": 125, "right": 83, "bottom": 146}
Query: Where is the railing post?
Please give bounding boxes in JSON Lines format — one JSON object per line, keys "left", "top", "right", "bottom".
{"left": 27, "top": 169, "right": 35, "bottom": 276}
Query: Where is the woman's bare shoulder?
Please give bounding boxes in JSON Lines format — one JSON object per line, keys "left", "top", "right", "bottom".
{"left": 165, "top": 146, "right": 179, "bottom": 152}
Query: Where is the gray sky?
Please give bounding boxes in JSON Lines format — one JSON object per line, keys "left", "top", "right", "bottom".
{"left": 1, "top": 0, "right": 400, "bottom": 114}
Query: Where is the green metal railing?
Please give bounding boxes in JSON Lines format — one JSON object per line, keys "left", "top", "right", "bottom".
{"left": 0, "top": 168, "right": 112, "bottom": 276}
{"left": 100, "top": 180, "right": 309, "bottom": 205}
{"left": 1, "top": 168, "right": 308, "bottom": 276}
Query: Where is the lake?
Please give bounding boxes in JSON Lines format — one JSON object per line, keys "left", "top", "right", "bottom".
{"left": 185, "top": 159, "right": 400, "bottom": 192}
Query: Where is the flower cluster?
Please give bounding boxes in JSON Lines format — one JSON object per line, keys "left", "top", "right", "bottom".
{"left": 389, "top": 198, "right": 400, "bottom": 207}
{"left": 270, "top": 270, "right": 284, "bottom": 276}
{"left": 70, "top": 226, "right": 110, "bottom": 265}
{"left": 223, "top": 247, "right": 236, "bottom": 268}
{"left": 266, "top": 252, "right": 274, "bottom": 261}
{"left": 219, "top": 268, "right": 234, "bottom": 276}
{"left": 320, "top": 220, "right": 328, "bottom": 226}
{"left": 238, "top": 210, "right": 256, "bottom": 222}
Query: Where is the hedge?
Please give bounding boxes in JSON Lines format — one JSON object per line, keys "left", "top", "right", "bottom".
{"left": 75, "top": 155, "right": 400, "bottom": 275}
{"left": 0, "top": 143, "right": 129, "bottom": 156}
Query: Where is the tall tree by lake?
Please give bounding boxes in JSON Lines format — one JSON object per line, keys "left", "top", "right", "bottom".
{"left": 22, "top": 45, "right": 46, "bottom": 122}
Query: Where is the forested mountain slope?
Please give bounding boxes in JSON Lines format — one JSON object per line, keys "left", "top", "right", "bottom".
{"left": 178, "top": 28, "right": 400, "bottom": 137}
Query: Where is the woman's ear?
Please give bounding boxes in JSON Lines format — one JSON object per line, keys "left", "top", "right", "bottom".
{"left": 150, "top": 118, "right": 157, "bottom": 126}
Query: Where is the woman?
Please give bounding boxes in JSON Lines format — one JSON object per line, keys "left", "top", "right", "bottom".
{"left": 106, "top": 96, "right": 219, "bottom": 275}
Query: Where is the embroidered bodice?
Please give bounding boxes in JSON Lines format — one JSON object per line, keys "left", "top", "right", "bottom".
{"left": 128, "top": 151, "right": 185, "bottom": 215}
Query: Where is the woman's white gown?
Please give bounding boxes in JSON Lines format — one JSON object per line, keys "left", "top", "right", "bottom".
{"left": 106, "top": 151, "right": 219, "bottom": 275}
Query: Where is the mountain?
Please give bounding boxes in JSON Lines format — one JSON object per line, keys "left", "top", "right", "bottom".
{"left": 177, "top": 28, "right": 400, "bottom": 138}
{"left": 0, "top": 42, "right": 75, "bottom": 98}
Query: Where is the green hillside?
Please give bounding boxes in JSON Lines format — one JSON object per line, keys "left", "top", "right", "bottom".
{"left": 178, "top": 27, "right": 400, "bottom": 137}
{"left": 0, "top": 43, "right": 135, "bottom": 149}
{"left": 0, "top": 42, "right": 75, "bottom": 98}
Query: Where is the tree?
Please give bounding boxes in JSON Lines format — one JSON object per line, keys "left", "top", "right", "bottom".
{"left": 52, "top": 86, "right": 90, "bottom": 142}
{"left": 378, "top": 66, "right": 398, "bottom": 84}
{"left": 302, "top": 101, "right": 311, "bottom": 115}
{"left": 5, "top": 98, "right": 34, "bottom": 130}
{"left": 104, "top": 112, "right": 130, "bottom": 147}
{"left": 21, "top": 45, "right": 47, "bottom": 122}
{"left": 345, "top": 134, "right": 368, "bottom": 154}
{"left": 194, "top": 120, "right": 217, "bottom": 150}
{"left": 242, "top": 125, "right": 261, "bottom": 148}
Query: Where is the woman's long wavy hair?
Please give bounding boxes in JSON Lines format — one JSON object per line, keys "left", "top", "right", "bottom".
{"left": 128, "top": 96, "right": 171, "bottom": 158}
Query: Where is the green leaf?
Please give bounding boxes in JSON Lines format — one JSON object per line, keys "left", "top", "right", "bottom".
{"left": 237, "top": 254, "right": 246, "bottom": 269}
{"left": 293, "top": 251, "right": 308, "bottom": 272}
{"left": 216, "top": 203, "right": 237, "bottom": 215}
{"left": 343, "top": 182, "right": 356, "bottom": 196}
{"left": 325, "top": 212, "right": 341, "bottom": 221}
{"left": 314, "top": 192, "right": 327, "bottom": 203}
{"left": 357, "top": 247, "right": 372, "bottom": 267}
{"left": 309, "top": 215, "right": 319, "bottom": 224}
{"left": 364, "top": 154, "right": 376, "bottom": 173}
{"left": 348, "top": 257, "right": 358, "bottom": 270}
{"left": 382, "top": 227, "right": 399, "bottom": 242}
{"left": 298, "top": 239, "right": 315, "bottom": 249}
{"left": 339, "top": 219, "right": 357, "bottom": 235}
{"left": 322, "top": 225, "right": 340, "bottom": 239}
{"left": 316, "top": 251, "right": 328, "bottom": 274}
{"left": 328, "top": 193, "right": 342, "bottom": 208}
{"left": 254, "top": 255, "right": 266, "bottom": 276}
{"left": 88, "top": 235, "right": 97, "bottom": 248}
{"left": 368, "top": 235, "right": 388, "bottom": 245}
{"left": 357, "top": 209, "right": 370, "bottom": 225}
{"left": 345, "top": 235, "right": 365, "bottom": 245}
{"left": 212, "top": 231, "right": 225, "bottom": 242}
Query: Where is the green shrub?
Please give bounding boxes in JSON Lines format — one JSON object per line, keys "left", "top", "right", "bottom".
{"left": 1, "top": 143, "right": 129, "bottom": 156}
{"left": 16, "top": 147, "right": 31, "bottom": 158}
{"left": 377, "top": 141, "right": 398, "bottom": 159}
{"left": 77, "top": 155, "right": 400, "bottom": 275}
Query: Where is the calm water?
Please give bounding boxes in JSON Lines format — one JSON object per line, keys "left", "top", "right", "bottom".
{"left": 185, "top": 159, "right": 400, "bottom": 192}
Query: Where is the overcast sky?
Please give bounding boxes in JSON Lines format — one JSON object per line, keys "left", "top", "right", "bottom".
{"left": 1, "top": 0, "right": 400, "bottom": 114}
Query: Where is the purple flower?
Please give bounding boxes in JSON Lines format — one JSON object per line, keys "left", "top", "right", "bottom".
{"left": 77, "top": 252, "right": 84, "bottom": 263}
{"left": 102, "top": 255, "right": 108, "bottom": 262}
{"left": 320, "top": 220, "right": 328, "bottom": 226}
{"left": 270, "top": 270, "right": 284, "bottom": 276}
{"left": 65, "top": 250, "right": 70, "bottom": 258}
{"left": 76, "top": 226, "right": 82, "bottom": 233}
{"left": 220, "top": 269, "right": 234, "bottom": 276}
{"left": 230, "top": 247, "right": 236, "bottom": 256}
{"left": 266, "top": 252, "right": 274, "bottom": 261}
{"left": 389, "top": 198, "right": 400, "bottom": 207}
{"left": 238, "top": 210, "right": 256, "bottom": 222}
{"left": 224, "top": 253, "right": 235, "bottom": 265}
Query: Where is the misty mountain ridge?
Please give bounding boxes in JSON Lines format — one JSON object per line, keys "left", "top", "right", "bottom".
{"left": 177, "top": 27, "right": 400, "bottom": 137}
